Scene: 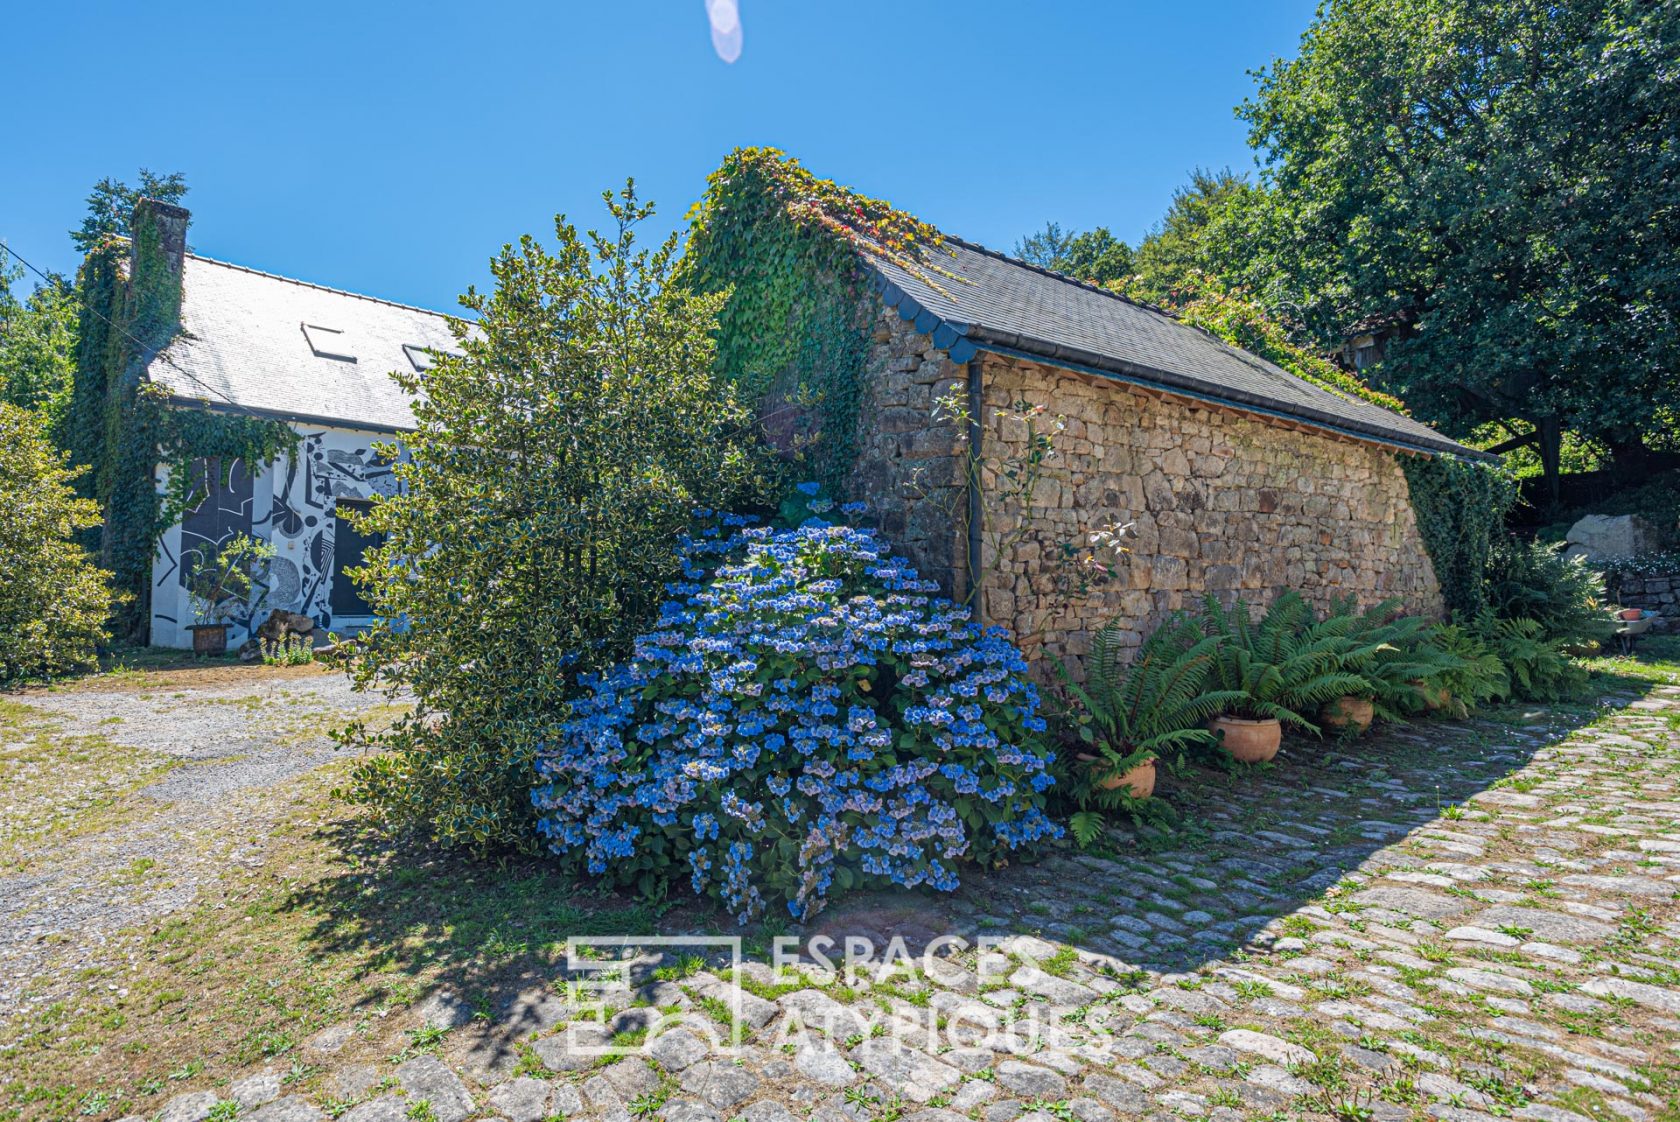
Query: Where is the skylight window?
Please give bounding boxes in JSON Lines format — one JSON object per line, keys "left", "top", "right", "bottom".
{"left": 301, "top": 323, "right": 355, "bottom": 362}
{"left": 402, "top": 344, "right": 435, "bottom": 372}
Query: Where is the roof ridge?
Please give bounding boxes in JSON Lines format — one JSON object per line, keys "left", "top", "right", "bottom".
{"left": 937, "top": 234, "right": 1179, "bottom": 320}
{"left": 182, "top": 251, "right": 458, "bottom": 320}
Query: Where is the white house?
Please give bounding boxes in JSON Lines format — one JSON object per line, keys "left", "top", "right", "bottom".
{"left": 142, "top": 244, "right": 455, "bottom": 649}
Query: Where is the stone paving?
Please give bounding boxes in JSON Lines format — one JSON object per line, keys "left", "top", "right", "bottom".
{"left": 136, "top": 687, "right": 1680, "bottom": 1122}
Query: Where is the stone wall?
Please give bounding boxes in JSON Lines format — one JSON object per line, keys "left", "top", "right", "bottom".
{"left": 976, "top": 354, "right": 1441, "bottom": 678}
{"left": 843, "top": 308, "right": 968, "bottom": 600}
{"left": 836, "top": 310, "right": 1444, "bottom": 678}
{"left": 1601, "top": 567, "right": 1680, "bottom": 630}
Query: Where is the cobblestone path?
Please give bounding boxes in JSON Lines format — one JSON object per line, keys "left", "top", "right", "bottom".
{"left": 138, "top": 687, "right": 1680, "bottom": 1122}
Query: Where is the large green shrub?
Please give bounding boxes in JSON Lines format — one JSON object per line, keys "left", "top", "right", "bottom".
{"left": 1485, "top": 537, "right": 1616, "bottom": 649}
{"left": 339, "top": 185, "right": 767, "bottom": 853}
{"left": 1198, "top": 593, "right": 1372, "bottom": 734}
{"left": 0, "top": 403, "right": 114, "bottom": 680}
{"left": 1399, "top": 456, "right": 1518, "bottom": 618}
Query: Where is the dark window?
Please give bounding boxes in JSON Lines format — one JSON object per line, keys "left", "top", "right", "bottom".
{"left": 329, "top": 499, "right": 380, "bottom": 619}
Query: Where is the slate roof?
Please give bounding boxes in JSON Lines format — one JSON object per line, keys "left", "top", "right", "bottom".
{"left": 866, "top": 238, "right": 1484, "bottom": 459}
{"left": 145, "top": 254, "right": 458, "bottom": 432}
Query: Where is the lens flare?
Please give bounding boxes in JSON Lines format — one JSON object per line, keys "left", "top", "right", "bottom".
{"left": 705, "top": 0, "right": 743, "bottom": 63}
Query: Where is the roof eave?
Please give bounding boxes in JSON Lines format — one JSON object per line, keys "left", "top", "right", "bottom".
{"left": 869, "top": 271, "right": 1492, "bottom": 463}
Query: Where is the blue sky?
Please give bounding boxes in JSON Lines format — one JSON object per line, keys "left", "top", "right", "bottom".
{"left": 2, "top": 1, "right": 1316, "bottom": 314}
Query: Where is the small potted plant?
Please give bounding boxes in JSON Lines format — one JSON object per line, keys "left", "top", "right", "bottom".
{"left": 185, "top": 532, "right": 275, "bottom": 656}
{"left": 1200, "top": 593, "right": 1370, "bottom": 759}
{"left": 1056, "top": 613, "right": 1241, "bottom": 805}
{"left": 1321, "top": 599, "right": 1463, "bottom": 733}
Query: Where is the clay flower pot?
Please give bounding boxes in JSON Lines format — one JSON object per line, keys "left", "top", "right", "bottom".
{"left": 1076, "top": 753, "right": 1157, "bottom": 798}
{"left": 1209, "top": 716, "right": 1281, "bottom": 764}
{"left": 187, "top": 623, "right": 229, "bottom": 656}
{"left": 1321, "top": 695, "right": 1375, "bottom": 734}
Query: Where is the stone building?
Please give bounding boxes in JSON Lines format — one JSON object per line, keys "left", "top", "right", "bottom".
{"left": 781, "top": 237, "right": 1487, "bottom": 677}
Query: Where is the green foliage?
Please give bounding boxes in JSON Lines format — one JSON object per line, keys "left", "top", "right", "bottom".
{"left": 1399, "top": 455, "right": 1518, "bottom": 618}
{"left": 70, "top": 168, "right": 188, "bottom": 255}
{"left": 1240, "top": 0, "right": 1680, "bottom": 469}
{"left": 1427, "top": 624, "right": 1510, "bottom": 713}
{"left": 338, "top": 183, "right": 765, "bottom": 854}
{"left": 1014, "top": 222, "right": 1134, "bottom": 285}
{"left": 1135, "top": 271, "right": 1405, "bottom": 413}
{"left": 0, "top": 253, "right": 79, "bottom": 441}
{"left": 0, "top": 403, "right": 115, "bottom": 681}
{"left": 680, "top": 147, "right": 943, "bottom": 494}
{"left": 1126, "top": 169, "right": 1285, "bottom": 312}
{"left": 1324, "top": 598, "right": 1470, "bottom": 721}
{"left": 1471, "top": 615, "right": 1588, "bottom": 702}
{"left": 1198, "top": 593, "right": 1372, "bottom": 733}
{"left": 1485, "top": 538, "right": 1617, "bottom": 649}
{"left": 184, "top": 531, "right": 274, "bottom": 626}
{"left": 261, "top": 633, "right": 315, "bottom": 666}
{"left": 1056, "top": 614, "right": 1241, "bottom": 775}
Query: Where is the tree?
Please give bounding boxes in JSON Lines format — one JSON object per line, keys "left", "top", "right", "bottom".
{"left": 1127, "top": 170, "right": 1288, "bottom": 311}
{"left": 1240, "top": 0, "right": 1680, "bottom": 503}
{"left": 338, "top": 182, "right": 767, "bottom": 852}
{"left": 1014, "top": 222, "right": 1134, "bottom": 285}
{"left": 69, "top": 168, "right": 188, "bottom": 254}
{"left": 0, "top": 403, "right": 114, "bottom": 681}
{"left": 0, "top": 252, "right": 79, "bottom": 440}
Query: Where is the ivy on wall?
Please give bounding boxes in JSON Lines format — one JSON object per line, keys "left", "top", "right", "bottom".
{"left": 66, "top": 234, "right": 295, "bottom": 640}
{"left": 679, "top": 147, "right": 944, "bottom": 494}
{"left": 1400, "top": 454, "right": 1518, "bottom": 617}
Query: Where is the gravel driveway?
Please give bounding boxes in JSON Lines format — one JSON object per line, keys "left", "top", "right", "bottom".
{"left": 0, "top": 666, "right": 388, "bottom": 1024}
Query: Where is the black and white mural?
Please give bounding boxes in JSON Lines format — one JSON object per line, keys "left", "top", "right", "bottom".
{"left": 150, "top": 424, "right": 406, "bottom": 649}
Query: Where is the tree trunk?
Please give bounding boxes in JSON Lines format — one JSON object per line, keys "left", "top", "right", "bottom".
{"left": 1537, "top": 416, "right": 1563, "bottom": 513}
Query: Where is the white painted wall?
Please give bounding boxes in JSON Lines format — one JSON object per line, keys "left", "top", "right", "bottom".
{"left": 149, "top": 422, "right": 407, "bottom": 650}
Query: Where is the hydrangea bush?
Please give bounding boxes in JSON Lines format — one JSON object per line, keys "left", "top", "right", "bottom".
{"left": 532, "top": 515, "right": 1061, "bottom": 922}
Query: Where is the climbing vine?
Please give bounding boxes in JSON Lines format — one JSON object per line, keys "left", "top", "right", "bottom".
{"left": 1400, "top": 454, "right": 1518, "bottom": 618}
{"left": 66, "top": 234, "right": 295, "bottom": 640}
{"left": 679, "top": 147, "right": 946, "bottom": 494}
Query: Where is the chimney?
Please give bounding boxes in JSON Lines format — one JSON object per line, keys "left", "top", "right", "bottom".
{"left": 128, "top": 198, "right": 190, "bottom": 341}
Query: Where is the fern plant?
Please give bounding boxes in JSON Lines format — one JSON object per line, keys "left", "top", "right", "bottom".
{"left": 1427, "top": 624, "right": 1509, "bottom": 714}
{"left": 1054, "top": 614, "right": 1241, "bottom": 845}
{"left": 1472, "top": 613, "right": 1587, "bottom": 702}
{"left": 1326, "top": 597, "right": 1469, "bottom": 721}
{"left": 1199, "top": 593, "right": 1372, "bottom": 735}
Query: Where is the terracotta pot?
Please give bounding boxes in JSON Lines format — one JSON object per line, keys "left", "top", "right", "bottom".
{"left": 1209, "top": 716, "right": 1282, "bottom": 763}
{"left": 1618, "top": 607, "right": 1644, "bottom": 621}
{"left": 188, "top": 623, "right": 229, "bottom": 656}
{"left": 1409, "top": 678, "right": 1452, "bottom": 712}
{"left": 1321, "top": 695, "right": 1375, "bottom": 734}
{"left": 1075, "top": 753, "right": 1156, "bottom": 798}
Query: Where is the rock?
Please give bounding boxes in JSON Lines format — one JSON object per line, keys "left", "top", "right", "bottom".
{"left": 1445, "top": 968, "right": 1534, "bottom": 997}
{"left": 661, "top": 1103, "right": 721, "bottom": 1122}
{"left": 1219, "top": 1029, "right": 1316, "bottom": 1066}
{"left": 739, "top": 1103, "right": 797, "bottom": 1122}
{"left": 303, "top": 1023, "right": 355, "bottom": 1056}
{"left": 255, "top": 608, "right": 317, "bottom": 642}
{"left": 777, "top": 989, "right": 868, "bottom": 1036}
{"left": 244, "top": 1098, "right": 325, "bottom": 1122}
{"left": 1564, "top": 515, "right": 1660, "bottom": 561}
{"left": 156, "top": 1091, "right": 219, "bottom": 1122}
{"left": 497, "top": 987, "right": 572, "bottom": 1035}
{"left": 851, "top": 1038, "right": 961, "bottom": 1101}
{"left": 395, "top": 1056, "right": 474, "bottom": 1122}
{"left": 327, "top": 1066, "right": 382, "bottom": 1100}
{"left": 602, "top": 1058, "right": 660, "bottom": 1099}
{"left": 1471, "top": 906, "right": 1614, "bottom": 944}
{"left": 413, "top": 990, "right": 474, "bottom": 1030}
{"left": 532, "top": 1023, "right": 610, "bottom": 1071}
{"left": 486, "top": 1078, "right": 552, "bottom": 1122}
{"left": 1008, "top": 966, "right": 1098, "bottom": 1005}
{"left": 678, "top": 1062, "right": 760, "bottom": 1110}
{"left": 648, "top": 1027, "right": 711, "bottom": 1072}
{"left": 1082, "top": 1075, "right": 1149, "bottom": 1113}
{"left": 1351, "top": 886, "right": 1474, "bottom": 920}
{"left": 230, "top": 1074, "right": 283, "bottom": 1110}
{"left": 1444, "top": 926, "right": 1521, "bottom": 948}
{"left": 996, "top": 1061, "right": 1068, "bottom": 1098}
{"left": 795, "top": 1043, "right": 859, "bottom": 1086}
{"left": 1581, "top": 976, "right": 1680, "bottom": 1014}
{"left": 339, "top": 1098, "right": 407, "bottom": 1122}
